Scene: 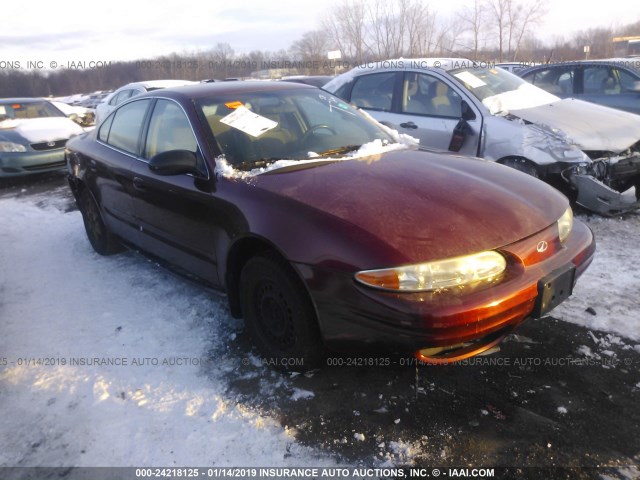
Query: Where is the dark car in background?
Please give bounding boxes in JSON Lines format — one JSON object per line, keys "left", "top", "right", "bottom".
{"left": 519, "top": 59, "right": 640, "bottom": 115}
{"left": 66, "top": 81, "right": 595, "bottom": 368}
{"left": 280, "top": 75, "right": 334, "bottom": 88}
{"left": 0, "top": 98, "right": 84, "bottom": 177}
{"left": 324, "top": 58, "right": 640, "bottom": 215}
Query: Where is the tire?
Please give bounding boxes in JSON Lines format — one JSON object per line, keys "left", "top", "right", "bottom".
{"left": 78, "top": 189, "right": 123, "bottom": 255}
{"left": 501, "top": 158, "right": 540, "bottom": 179}
{"left": 240, "top": 253, "right": 323, "bottom": 371}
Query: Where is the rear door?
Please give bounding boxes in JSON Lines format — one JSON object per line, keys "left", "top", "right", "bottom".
{"left": 92, "top": 98, "right": 152, "bottom": 241}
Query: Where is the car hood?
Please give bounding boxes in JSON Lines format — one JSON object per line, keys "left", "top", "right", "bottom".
{"left": 511, "top": 98, "right": 640, "bottom": 153}
{"left": 0, "top": 117, "right": 84, "bottom": 143}
{"left": 251, "top": 150, "right": 567, "bottom": 263}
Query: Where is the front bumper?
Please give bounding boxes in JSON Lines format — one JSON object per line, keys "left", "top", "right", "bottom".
{"left": 297, "top": 219, "right": 595, "bottom": 356}
{"left": 0, "top": 149, "right": 66, "bottom": 177}
{"left": 565, "top": 154, "right": 640, "bottom": 215}
{"left": 570, "top": 173, "right": 640, "bottom": 215}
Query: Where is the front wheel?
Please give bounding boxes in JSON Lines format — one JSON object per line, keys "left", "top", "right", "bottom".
{"left": 240, "top": 253, "right": 323, "bottom": 370}
{"left": 500, "top": 157, "right": 541, "bottom": 179}
{"left": 78, "top": 189, "right": 123, "bottom": 255}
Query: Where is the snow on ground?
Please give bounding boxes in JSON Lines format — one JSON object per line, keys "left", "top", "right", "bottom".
{"left": 1, "top": 187, "right": 639, "bottom": 468}
{"left": 554, "top": 212, "right": 640, "bottom": 343}
{"left": 0, "top": 197, "right": 338, "bottom": 467}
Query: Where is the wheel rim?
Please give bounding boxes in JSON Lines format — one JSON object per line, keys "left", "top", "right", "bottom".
{"left": 84, "top": 196, "right": 104, "bottom": 244}
{"left": 255, "top": 281, "right": 296, "bottom": 351}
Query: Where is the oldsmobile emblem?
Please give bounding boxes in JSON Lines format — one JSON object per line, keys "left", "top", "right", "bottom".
{"left": 536, "top": 241, "right": 548, "bottom": 253}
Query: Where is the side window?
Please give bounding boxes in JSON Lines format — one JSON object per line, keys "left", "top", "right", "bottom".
{"left": 584, "top": 66, "right": 614, "bottom": 94}
{"left": 614, "top": 68, "right": 636, "bottom": 92}
{"left": 144, "top": 100, "right": 198, "bottom": 160}
{"left": 557, "top": 70, "right": 574, "bottom": 94}
{"left": 105, "top": 99, "right": 151, "bottom": 154}
{"left": 350, "top": 73, "right": 396, "bottom": 111}
{"left": 525, "top": 68, "right": 573, "bottom": 95}
{"left": 402, "top": 72, "right": 461, "bottom": 118}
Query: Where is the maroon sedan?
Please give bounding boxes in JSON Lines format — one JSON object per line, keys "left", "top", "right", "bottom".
{"left": 65, "top": 81, "right": 595, "bottom": 369}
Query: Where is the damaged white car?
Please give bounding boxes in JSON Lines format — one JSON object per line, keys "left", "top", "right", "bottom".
{"left": 324, "top": 59, "right": 640, "bottom": 215}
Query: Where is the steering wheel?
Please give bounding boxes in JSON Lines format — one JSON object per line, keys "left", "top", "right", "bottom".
{"left": 300, "top": 124, "right": 337, "bottom": 144}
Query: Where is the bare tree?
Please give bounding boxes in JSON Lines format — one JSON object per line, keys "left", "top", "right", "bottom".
{"left": 487, "top": 0, "right": 509, "bottom": 61}
{"left": 510, "top": 0, "right": 547, "bottom": 60}
{"left": 290, "top": 30, "right": 330, "bottom": 61}
{"left": 404, "top": 0, "right": 436, "bottom": 56}
{"left": 457, "top": 0, "right": 486, "bottom": 58}
{"left": 322, "top": 0, "right": 368, "bottom": 63}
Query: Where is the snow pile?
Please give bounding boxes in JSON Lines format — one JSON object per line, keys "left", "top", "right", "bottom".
{"left": 0, "top": 197, "right": 338, "bottom": 467}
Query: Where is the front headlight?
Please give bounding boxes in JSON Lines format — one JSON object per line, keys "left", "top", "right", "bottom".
{"left": 355, "top": 251, "right": 507, "bottom": 292}
{"left": 557, "top": 206, "right": 573, "bottom": 244}
{"left": 0, "top": 141, "right": 27, "bottom": 152}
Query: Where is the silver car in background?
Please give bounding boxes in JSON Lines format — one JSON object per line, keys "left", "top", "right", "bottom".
{"left": 95, "top": 79, "right": 197, "bottom": 124}
{"left": 324, "top": 58, "right": 640, "bottom": 215}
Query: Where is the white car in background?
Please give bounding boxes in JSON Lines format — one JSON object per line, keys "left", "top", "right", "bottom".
{"left": 50, "top": 101, "right": 96, "bottom": 129}
{"left": 95, "top": 80, "right": 197, "bottom": 124}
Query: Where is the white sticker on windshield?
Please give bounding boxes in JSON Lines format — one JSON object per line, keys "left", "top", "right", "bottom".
{"left": 0, "top": 106, "right": 6, "bottom": 115}
{"left": 453, "top": 71, "right": 486, "bottom": 89}
{"left": 219, "top": 106, "right": 277, "bottom": 138}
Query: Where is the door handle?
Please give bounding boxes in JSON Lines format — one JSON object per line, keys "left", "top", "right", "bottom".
{"left": 399, "top": 121, "right": 418, "bottom": 129}
{"left": 133, "top": 177, "right": 146, "bottom": 191}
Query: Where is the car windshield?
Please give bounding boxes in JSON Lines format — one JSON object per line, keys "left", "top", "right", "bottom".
{"left": 197, "top": 88, "right": 395, "bottom": 170}
{"left": 0, "top": 101, "right": 65, "bottom": 121}
{"left": 450, "top": 67, "right": 560, "bottom": 114}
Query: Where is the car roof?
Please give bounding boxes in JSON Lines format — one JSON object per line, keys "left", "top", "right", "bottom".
{"left": 0, "top": 97, "right": 52, "bottom": 104}
{"left": 350, "top": 58, "right": 479, "bottom": 72}
{"left": 116, "top": 79, "right": 198, "bottom": 91}
{"left": 524, "top": 58, "right": 639, "bottom": 68}
{"left": 141, "top": 80, "right": 315, "bottom": 101}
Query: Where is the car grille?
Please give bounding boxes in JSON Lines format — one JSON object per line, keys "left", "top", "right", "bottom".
{"left": 23, "top": 160, "right": 66, "bottom": 171}
{"left": 30, "top": 139, "right": 67, "bottom": 151}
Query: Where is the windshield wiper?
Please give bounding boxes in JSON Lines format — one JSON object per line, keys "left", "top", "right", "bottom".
{"left": 233, "top": 158, "right": 286, "bottom": 171}
{"left": 316, "top": 145, "right": 362, "bottom": 157}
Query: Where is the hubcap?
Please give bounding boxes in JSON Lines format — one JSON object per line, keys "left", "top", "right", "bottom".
{"left": 256, "top": 282, "right": 295, "bottom": 350}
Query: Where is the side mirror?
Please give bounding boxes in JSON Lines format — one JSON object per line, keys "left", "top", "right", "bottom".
{"left": 448, "top": 119, "right": 469, "bottom": 152}
{"left": 461, "top": 100, "right": 476, "bottom": 121}
{"left": 149, "top": 150, "right": 200, "bottom": 176}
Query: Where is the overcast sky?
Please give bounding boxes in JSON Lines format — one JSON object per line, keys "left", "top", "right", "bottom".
{"left": 1, "top": 0, "right": 638, "bottom": 65}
